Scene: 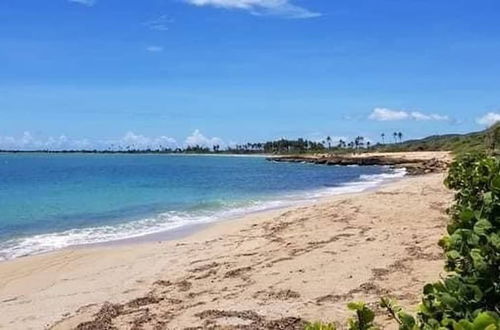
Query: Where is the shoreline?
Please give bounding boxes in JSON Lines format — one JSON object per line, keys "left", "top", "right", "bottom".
{"left": 0, "top": 172, "right": 453, "bottom": 329}
{"left": 267, "top": 151, "right": 451, "bottom": 175}
{"left": 92, "top": 168, "right": 406, "bottom": 250}
{"left": 0, "top": 166, "right": 406, "bottom": 263}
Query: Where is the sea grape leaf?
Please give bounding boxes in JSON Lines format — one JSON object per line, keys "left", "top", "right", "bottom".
{"left": 446, "top": 250, "right": 460, "bottom": 260}
{"left": 455, "top": 319, "right": 474, "bottom": 330}
{"left": 491, "top": 175, "right": 500, "bottom": 193}
{"left": 397, "top": 312, "right": 416, "bottom": 329}
{"left": 460, "top": 208, "right": 475, "bottom": 222}
{"left": 470, "top": 249, "right": 486, "bottom": 270}
{"left": 483, "top": 192, "right": 493, "bottom": 205}
{"left": 490, "top": 233, "right": 500, "bottom": 249}
{"left": 347, "top": 302, "right": 364, "bottom": 311}
{"left": 440, "top": 293, "right": 459, "bottom": 309}
{"left": 473, "top": 219, "right": 492, "bottom": 235}
{"left": 471, "top": 312, "right": 499, "bottom": 330}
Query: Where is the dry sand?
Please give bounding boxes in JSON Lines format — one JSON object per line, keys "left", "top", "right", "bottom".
{"left": 0, "top": 172, "right": 453, "bottom": 329}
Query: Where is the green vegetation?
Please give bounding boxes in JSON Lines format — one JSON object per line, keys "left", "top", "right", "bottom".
{"left": 346, "top": 302, "right": 378, "bottom": 330}
{"left": 2, "top": 124, "right": 498, "bottom": 155}
{"left": 1, "top": 124, "right": 498, "bottom": 156}
{"left": 376, "top": 123, "right": 500, "bottom": 155}
{"left": 305, "top": 322, "right": 337, "bottom": 330}
{"left": 306, "top": 153, "right": 500, "bottom": 329}
{"left": 304, "top": 302, "right": 378, "bottom": 330}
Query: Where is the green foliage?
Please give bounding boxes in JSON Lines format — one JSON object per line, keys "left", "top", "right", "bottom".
{"left": 431, "top": 155, "right": 500, "bottom": 319}
{"left": 380, "top": 298, "right": 418, "bottom": 330}
{"left": 304, "top": 322, "right": 337, "bottom": 330}
{"left": 381, "top": 154, "right": 500, "bottom": 329}
{"left": 375, "top": 123, "right": 500, "bottom": 155}
{"left": 303, "top": 302, "right": 378, "bottom": 330}
{"left": 347, "top": 302, "right": 378, "bottom": 330}
{"left": 381, "top": 296, "right": 500, "bottom": 330}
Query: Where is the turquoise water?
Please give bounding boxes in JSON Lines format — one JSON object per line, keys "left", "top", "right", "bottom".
{"left": 0, "top": 153, "right": 404, "bottom": 260}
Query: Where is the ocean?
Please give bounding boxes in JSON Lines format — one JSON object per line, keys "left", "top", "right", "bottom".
{"left": 0, "top": 153, "right": 405, "bottom": 261}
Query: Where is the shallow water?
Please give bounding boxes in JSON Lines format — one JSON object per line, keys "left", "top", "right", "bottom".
{"left": 0, "top": 153, "right": 404, "bottom": 260}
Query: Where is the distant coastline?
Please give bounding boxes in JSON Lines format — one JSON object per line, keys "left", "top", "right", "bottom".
{"left": 1, "top": 123, "right": 496, "bottom": 156}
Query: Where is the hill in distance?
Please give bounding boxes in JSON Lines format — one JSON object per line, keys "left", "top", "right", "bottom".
{"left": 377, "top": 122, "right": 500, "bottom": 155}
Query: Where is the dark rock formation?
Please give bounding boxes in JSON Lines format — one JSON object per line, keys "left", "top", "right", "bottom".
{"left": 267, "top": 155, "right": 449, "bottom": 176}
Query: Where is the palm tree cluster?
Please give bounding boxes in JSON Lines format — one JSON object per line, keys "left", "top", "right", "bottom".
{"left": 227, "top": 139, "right": 327, "bottom": 154}
{"left": 380, "top": 132, "right": 403, "bottom": 144}
{"left": 8, "top": 133, "right": 391, "bottom": 155}
{"left": 225, "top": 136, "right": 375, "bottom": 154}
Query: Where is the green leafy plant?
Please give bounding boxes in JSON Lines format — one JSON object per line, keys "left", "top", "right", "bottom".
{"left": 347, "top": 302, "right": 378, "bottom": 330}
{"left": 380, "top": 298, "right": 417, "bottom": 330}
{"left": 304, "top": 302, "right": 378, "bottom": 330}
{"left": 381, "top": 154, "right": 500, "bottom": 329}
{"left": 304, "top": 321, "right": 337, "bottom": 330}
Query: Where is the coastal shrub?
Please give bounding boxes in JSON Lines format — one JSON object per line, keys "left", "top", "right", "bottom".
{"left": 304, "top": 302, "right": 377, "bottom": 330}
{"left": 305, "top": 154, "right": 500, "bottom": 330}
{"left": 346, "top": 302, "right": 378, "bottom": 330}
{"left": 381, "top": 154, "right": 500, "bottom": 329}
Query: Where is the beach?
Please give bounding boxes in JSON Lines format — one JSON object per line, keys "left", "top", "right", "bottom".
{"left": 0, "top": 168, "right": 453, "bottom": 329}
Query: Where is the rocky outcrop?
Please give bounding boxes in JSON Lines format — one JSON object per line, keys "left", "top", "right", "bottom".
{"left": 397, "top": 158, "right": 449, "bottom": 175}
{"left": 267, "top": 155, "right": 450, "bottom": 175}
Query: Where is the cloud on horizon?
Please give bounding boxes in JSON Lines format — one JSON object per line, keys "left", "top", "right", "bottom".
{"left": 118, "top": 132, "right": 178, "bottom": 150}
{"left": 68, "top": 0, "right": 96, "bottom": 6}
{"left": 0, "top": 130, "right": 226, "bottom": 151}
{"left": 476, "top": 112, "right": 500, "bottom": 127}
{"left": 0, "top": 132, "right": 92, "bottom": 151}
{"left": 183, "top": 0, "right": 321, "bottom": 19}
{"left": 185, "top": 129, "right": 224, "bottom": 148}
{"left": 368, "top": 108, "right": 450, "bottom": 122}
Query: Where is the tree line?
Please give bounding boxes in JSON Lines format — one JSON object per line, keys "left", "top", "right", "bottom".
{"left": 0, "top": 132, "right": 405, "bottom": 154}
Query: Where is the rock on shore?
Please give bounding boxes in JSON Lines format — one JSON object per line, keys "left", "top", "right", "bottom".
{"left": 267, "top": 152, "right": 450, "bottom": 175}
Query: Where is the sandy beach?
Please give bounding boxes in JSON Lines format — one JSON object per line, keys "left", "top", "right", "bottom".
{"left": 0, "top": 163, "right": 454, "bottom": 329}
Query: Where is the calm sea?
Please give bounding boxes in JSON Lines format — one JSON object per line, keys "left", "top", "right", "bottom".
{"left": 0, "top": 153, "right": 404, "bottom": 260}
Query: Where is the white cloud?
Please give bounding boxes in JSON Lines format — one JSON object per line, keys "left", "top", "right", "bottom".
{"left": 144, "top": 15, "right": 174, "bottom": 31}
{"left": 146, "top": 46, "right": 164, "bottom": 52}
{"left": 476, "top": 112, "right": 500, "bottom": 127}
{"left": 369, "top": 108, "right": 409, "bottom": 121}
{"left": 409, "top": 111, "right": 449, "bottom": 121}
{"left": 0, "top": 131, "right": 227, "bottom": 151}
{"left": 0, "top": 132, "right": 91, "bottom": 151}
{"left": 368, "top": 108, "right": 449, "bottom": 122}
{"left": 184, "top": 0, "right": 321, "bottom": 19}
{"left": 68, "top": 0, "right": 96, "bottom": 6}
{"left": 117, "top": 132, "right": 177, "bottom": 150}
{"left": 185, "top": 129, "right": 224, "bottom": 148}
{"left": 0, "top": 131, "right": 179, "bottom": 151}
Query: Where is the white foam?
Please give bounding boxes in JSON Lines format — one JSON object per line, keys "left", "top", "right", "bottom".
{"left": 0, "top": 167, "right": 406, "bottom": 261}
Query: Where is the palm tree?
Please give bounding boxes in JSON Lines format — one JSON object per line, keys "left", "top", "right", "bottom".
{"left": 393, "top": 132, "right": 398, "bottom": 144}
{"left": 381, "top": 133, "right": 385, "bottom": 144}
{"left": 398, "top": 132, "right": 403, "bottom": 143}
{"left": 326, "top": 136, "right": 332, "bottom": 150}
{"left": 354, "top": 136, "right": 364, "bottom": 150}
{"left": 367, "top": 141, "right": 371, "bottom": 149}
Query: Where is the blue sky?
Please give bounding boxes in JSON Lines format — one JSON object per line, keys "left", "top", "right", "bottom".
{"left": 1, "top": 0, "right": 500, "bottom": 150}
